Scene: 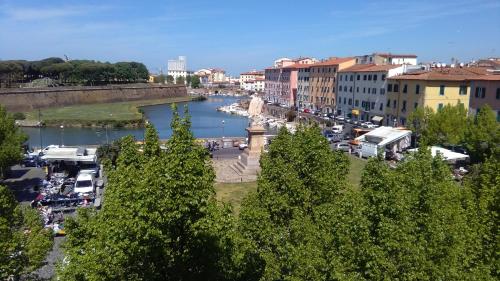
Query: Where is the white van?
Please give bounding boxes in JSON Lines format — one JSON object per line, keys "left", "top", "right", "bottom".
{"left": 74, "top": 173, "right": 95, "bottom": 194}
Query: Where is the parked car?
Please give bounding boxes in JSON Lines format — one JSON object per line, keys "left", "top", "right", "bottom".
{"left": 22, "top": 155, "right": 39, "bottom": 167}
{"left": 332, "top": 125, "right": 343, "bottom": 134}
{"left": 238, "top": 143, "right": 248, "bottom": 150}
{"left": 361, "top": 122, "right": 377, "bottom": 128}
{"left": 74, "top": 172, "right": 95, "bottom": 195}
{"left": 313, "top": 110, "right": 321, "bottom": 116}
{"left": 333, "top": 142, "right": 351, "bottom": 152}
{"left": 303, "top": 108, "right": 311, "bottom": 114}
{"left": 335, "top": 116, "right": 345, "bottom": 122}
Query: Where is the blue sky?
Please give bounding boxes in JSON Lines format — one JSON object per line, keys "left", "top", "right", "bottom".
{"left": 1, "top": 0, "right": 499, "bottom": 75}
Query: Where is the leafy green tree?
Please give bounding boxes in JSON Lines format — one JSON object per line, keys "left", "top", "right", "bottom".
{"left": 421, "top": 103, "right": 468, "bottom": 146}
{"left": 58, "top": 105, "right": 235, "bottom": 281}
{"left": 176, "top": 76, "right": 185, "bottom": 85}
{"left": 0, "top": 185, "right": 53, "bottom": 279}
{"left": 0, "top": 106, "right": 27, "bottom": 178}
{"left": 166, "top": 75, "right": 174, "bottom": 84}
{"left": 238, "top": 125, "right": 349, "bottom": 280}
{"left": 351, "top": 149, "right": 493, "bottom": 280}
{"left": 407, "top": 106, "right": 434, "bottom": 147}
{"left": 462, "top": 156, "right": 500, "bottom": 278}
{"left": 191, "top": 75, "right": 201, "bottom": 88}
{"left": 185, "top": 75, "right": 192, "bottom": 86}
{"left": 464, "top": 104, "right": 500, "bottom": 163}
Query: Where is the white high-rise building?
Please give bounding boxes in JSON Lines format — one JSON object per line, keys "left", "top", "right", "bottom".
{"left": 168, "top": 56, "right": 187, "bottom": 71}
{"left": 167, "top": 56, "right": 192, "bottom": 82}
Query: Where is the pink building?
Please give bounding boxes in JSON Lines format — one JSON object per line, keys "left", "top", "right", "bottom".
{"left": 264, "top": 57, "right": 317, "bottom": 107}
{"left": 469, "top": 72, "right": 500, "bottom": 121}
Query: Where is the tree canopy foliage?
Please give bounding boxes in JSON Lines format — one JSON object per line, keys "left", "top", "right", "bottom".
{"left": 0, "top": 104, "right": 52, "bottom": 279}
{"left": 58, "top": 105, "right": 236, "bottom": 280}
{"left": 0, "top": 105, "right": 27, "bottom": 177}
{"left": 0, "top": 58, "right": 149, "bottom": 87}
{"left": 408, "top": 103, "right": 499, "bottom": 163}
{"left": 58, "top": 115, "right": 498, "bottom": 280}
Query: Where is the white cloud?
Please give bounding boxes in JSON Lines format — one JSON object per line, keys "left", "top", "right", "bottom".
{"left": 0, "top": 4, "right": 110, "bottom": 21}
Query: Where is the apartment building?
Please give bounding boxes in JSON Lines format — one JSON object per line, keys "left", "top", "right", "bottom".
{"left": 264, "top": 57, "right": 317, "bottom": 107}
{"left": 308, "top": 57, "right": 356, "bottom": 113}
{"left": 386, "top": 67, "right": 487, "bottom": 126}
{"left": 355, "top": 53, "right": 417, "bottom": 65}
{"left": 239, "top": 70, "right": 265, "bottom": 92}
{"left": 469, "top": 72, "right": 500, "bottom": 121}
{"left": 297, "top": 65, "right": 312, "bottom": 109}
{"left": 337, "top": 64, "right": 406, "bottom": 124}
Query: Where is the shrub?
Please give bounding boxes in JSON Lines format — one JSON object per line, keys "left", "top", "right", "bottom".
{"left": 12, "top": 112, "right": 26, "bottom": 120}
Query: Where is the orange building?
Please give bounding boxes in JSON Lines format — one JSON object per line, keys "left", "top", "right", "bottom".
{"left": 308, "top": 57, "right": 356, "bottom": 112}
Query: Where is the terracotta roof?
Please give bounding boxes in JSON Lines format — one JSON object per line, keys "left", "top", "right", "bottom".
{"left": 310, "top": 57, "right": 355, "bottom": 67}
{"left": 469, "top": 73, "right": 500, "bottom": 81}
{"left": 283, "top": 63, "right": 314, "bottom": 69}
{"left": 339, "top": 64, "right": 402, "bottom": 73}
{"left": 388, "top": 67, "right": 489, "bottom": 81}
{"left": 240, "top": 71, "right": 264, "bottom": 75}
{"left": 376, "top": 53, "right": 417, "bottom": 58}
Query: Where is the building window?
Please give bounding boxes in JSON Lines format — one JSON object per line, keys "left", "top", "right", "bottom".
{"left": 344, "top": 97, "right": 347, "bottom": 104}
{"left": 379, "top": 103, "right": 383, "bottom": 111}
{"left": 416, "top": 84, "right": 420, "bottom": 94}
{"left": 350, "top": 75, "right": 354, "bottom": 81}
{"left": 373, "top": 88, "right": 377, "bottom": 94}
{"left": 349, "top": 87, "right": 353, "bottom": 92}
{"left": 394, "top": 84, "right": 399, "bottom": 92}
{"left": 338, "top": 97, "right": 341, "bottom": 104}
{"left": 363, "top": 75, "right": 367, "bottom": 80}
{"left": 339, "top": 75, "right": 342, "bottom": 81}
{"left": 497, "top": 88, "right": 500, "bottom": 99}
{"left": 363, "top": 88, "right": 366, "bottom": 93}
{"left": 357, "top": 75, "right": 360, "bottom": 80}
{"left": 387, "top": 84, "right": 393, "bottom": 92}
{"left": 355, "top": 100, "right": 359, "bottom": 106}
{"left": 373, "top": 74, "right": 378, "bottom": 81}
{"left": 459, "top": 85, "right": 467, "bottom": 96}
{"left": 371, "top": 102, "right": 375, "bottom": 110}
{"left": 348, "top": 98, "right": 352, "bottom": 105}
{"left": 402, "top": 100, "right": 407, "bottom": 112}
{"left": 382, "top": 74, "right": 386, "bottom": 81}
{"left": 439, "top": 85, "right": 445, "bottom": 96}
{"left": 387, "top": 99, "right": 391, "bottom": 107}
{"left": 481, "top": 87, "right": 486, "bottom": 98}
{"left": 368, "top": 88, "right": 371, "bottom": 94}
{"left": 344, "top": 86, "right": 348, "bottom": 92}
{"left": 357, "top": 87, "right": 359, "bottom": 92}
{"left": 393, "top": 100, "right": 397, "bottom": 108}
{"left": 403, "top": 84, "right": 408, "bottom": 93}
{"left": 380, "top": 88, "right": 385, "bottom": 95}
{"left": 368, "top": 75, "right": 372, "bottom": 81}
{"left": 438, "top": 103, "right": 444, "bottom": 111}
{"left": 414, "top": 102, "right": 418, "bottom": 109}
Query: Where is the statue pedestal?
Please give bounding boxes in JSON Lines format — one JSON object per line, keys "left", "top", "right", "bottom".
{"left": 232, "top": 125, "right": 266, "bottom": 176}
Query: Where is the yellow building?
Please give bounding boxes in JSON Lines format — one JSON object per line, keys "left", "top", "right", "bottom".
{"left": 386, "top": 67, "right": 487, "bottom": 126}
{"left": 148, "top": 75, "right": 156, "bottom": 83}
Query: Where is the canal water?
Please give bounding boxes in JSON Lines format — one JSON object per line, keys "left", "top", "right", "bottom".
{"left": 22, "top": 96, "right": 250, "bottom": 147}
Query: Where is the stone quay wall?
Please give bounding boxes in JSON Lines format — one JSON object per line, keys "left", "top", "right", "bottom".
{"left": 0, "top": 84, "right": 187, "bottom": 112}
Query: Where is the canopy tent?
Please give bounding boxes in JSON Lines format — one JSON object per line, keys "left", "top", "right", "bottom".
{"left": 408, "top": 146, "right": 469, "bottom": 163}
{"left": 371, "top": 116, "right": 384, "bottom": 123}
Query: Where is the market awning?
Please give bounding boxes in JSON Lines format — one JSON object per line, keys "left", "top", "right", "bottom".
{"left": 351, "top": 109, "right": 360, "bottom": 116}
{"left": 371, "top": 116, "right": 384, "bottom": 122}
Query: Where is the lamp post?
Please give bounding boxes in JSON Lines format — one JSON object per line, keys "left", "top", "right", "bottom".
{"left": 60, "top": 125, "right": 64, "bottom": 146}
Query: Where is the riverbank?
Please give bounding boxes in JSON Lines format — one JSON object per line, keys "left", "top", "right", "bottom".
{"left": 23, "top": 96, "right": 196, "bottom": 128}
